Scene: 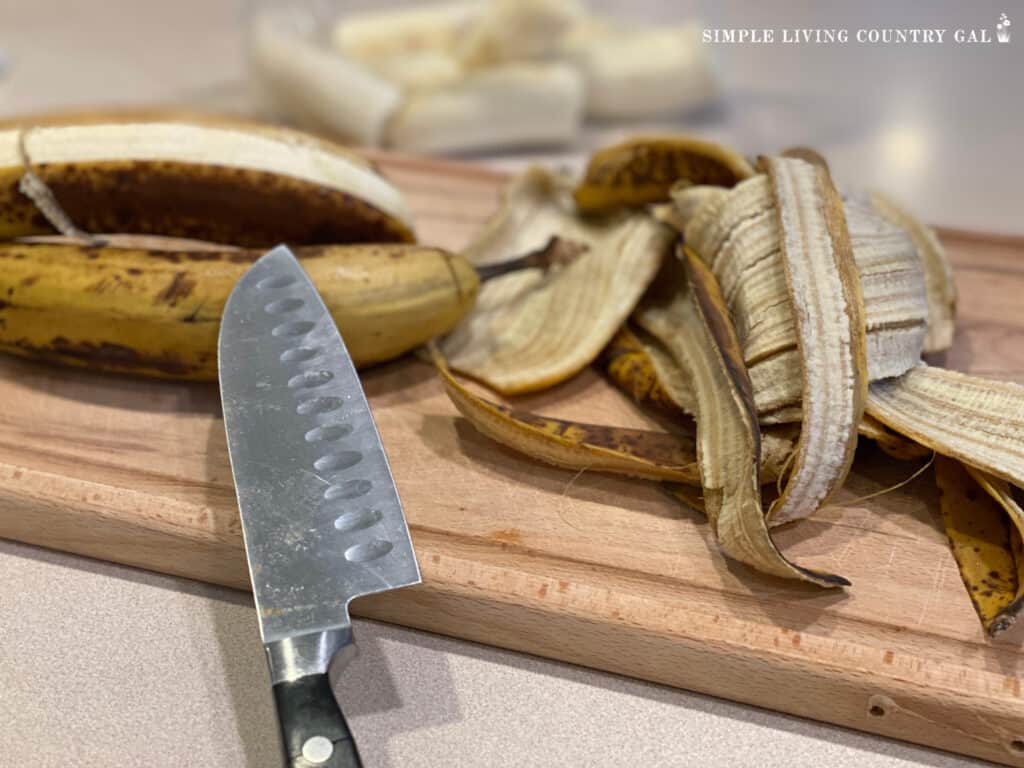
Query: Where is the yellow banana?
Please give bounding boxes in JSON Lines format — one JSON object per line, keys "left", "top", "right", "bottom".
{"left": 0, "top": 242, "right": 477, "bottom": 379}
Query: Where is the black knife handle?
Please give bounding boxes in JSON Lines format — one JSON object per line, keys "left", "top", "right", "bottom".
{"left": 272, "top": 673, "right": 363, "bottom": 768}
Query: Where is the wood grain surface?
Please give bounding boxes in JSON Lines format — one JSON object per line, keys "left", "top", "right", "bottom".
{"left": 1, "top": 153, "right": 1023, "bottom": 765}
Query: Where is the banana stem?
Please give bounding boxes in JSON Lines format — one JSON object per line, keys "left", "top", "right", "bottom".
{"left": 475, "top": 236, "right": 587, "bottom": 281}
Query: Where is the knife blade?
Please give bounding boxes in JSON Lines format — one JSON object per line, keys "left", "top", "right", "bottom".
{"left": 219, "top": 245, "right": 421, "bottom": 768}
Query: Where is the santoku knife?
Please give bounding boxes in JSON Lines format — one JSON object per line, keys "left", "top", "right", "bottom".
{"left": 219, "top": 246, "right": 421, "bottom": 767}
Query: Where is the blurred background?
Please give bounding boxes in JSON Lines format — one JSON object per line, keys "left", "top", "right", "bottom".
{"left": 0, "top": 0, "right": 1021, "bottom": 233}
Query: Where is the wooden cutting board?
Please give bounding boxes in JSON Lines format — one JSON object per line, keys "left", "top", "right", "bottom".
{"left": 1, "top": 152, "right": 1023, "bottom": 765}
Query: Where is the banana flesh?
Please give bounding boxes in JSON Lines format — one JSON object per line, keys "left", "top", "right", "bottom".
{"left": 562, "top": 21, "right": 716, "bottom": 119}
{"left": 385, "top": 63, "right": 584, "bottom": 154}
{"left": 0, "top": 121, "right": 414, "bottom": 245}
{"left": 332, "top": 3, "right": 480, "bottom": 62}
{"left": 0, "top": 243, "right": 477, "bottom": 379}
{"left": 249, "top": 11, "right": 404, "bottom": 148}
{"left": 268, "top": 1, "right": 719, "bottom": 151}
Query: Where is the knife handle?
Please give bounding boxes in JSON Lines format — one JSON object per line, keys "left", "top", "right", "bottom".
{"left": 272, "top": 673, "right": 363, "bottom": 768}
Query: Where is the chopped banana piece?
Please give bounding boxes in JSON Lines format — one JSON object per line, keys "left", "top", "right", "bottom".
{"left": 563, "top": 22, "right": 716, "bottom": 119}
{"left": 249, "top": 12, "right": 403, "bottom": 147}
{"left": 386, "top": 63, "right": 584, "bottom": 153}
{"left": 356, "top": 49, "right": 465, "bottom": 91}
{"left": 332, "top": 2, "right": 480, "bottom": 61}
{"left": 457, "top": 0, "right": 585, "bottom": 68}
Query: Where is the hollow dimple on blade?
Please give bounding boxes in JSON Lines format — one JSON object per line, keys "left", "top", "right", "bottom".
{"left": 218, "top": 246, "right": 421, "bottom": 645}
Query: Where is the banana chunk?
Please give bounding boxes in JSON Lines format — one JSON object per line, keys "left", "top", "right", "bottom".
{"left": 386, "top": 63, "right": 584, "bottom": 153}
{"left": 563, "top": 21, "right": 717, "bottom": 119}
{"left": 332, "top": 2, "right": 480, "bottom": 61}
{"left": 249, "top": 11, "right": 403, "bottom": 147}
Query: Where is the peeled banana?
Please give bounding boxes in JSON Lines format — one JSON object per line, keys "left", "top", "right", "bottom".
{"left": 562, "top": 21, "right": 716, "bottom": 119}
{"left": 385, "top": 63, "right": 584, "bottom": 154}
{"left": 249, "top": 11, "right": 404, "bottom": 147}
{"left": 265, "top": 0, "right": 718, "bottom": 152}
{"left": 0, "top": 121, "right": 414, "bottom": 245}
{"left": 0, "top": 242, "right": 477, "bottom": 379}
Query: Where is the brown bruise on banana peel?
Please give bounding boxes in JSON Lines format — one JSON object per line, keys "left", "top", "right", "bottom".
{"left": 0, "top": 159, "right": 413, "bottom": 246}
{"left": 574, "top": 136, "right": 756, "bottom": 215}
{"left": 681, "top": 247, "right": 847, "bottom": 586}
{"left": 0, "top": 243, "right": 476, "bottom": 380}
{"left": 598, "top": 325, "right": 683, "bottom": 413}
{"left": 5, "top": 337, "right": 202, "bottom": 378}
{"left": 762, "top": 155, "right": 868, "bottom": 527}
{"left": 434, "top": 357, "right": 701, "bottom": 484}
{"left": 935, "top": 457, "right": 1024, "bottom": 636}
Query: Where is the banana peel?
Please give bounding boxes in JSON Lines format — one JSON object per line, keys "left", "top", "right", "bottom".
{"left": 0, "top": 242, "right": 477, "bottom": 378}
{"left": 574, "top": 136, "right": 755, "bottom": 214}
{"left": 435, "top": 354, "right": 700, "bottom": 484}
{"left": 936, "top": 457, "right": 1024, "bottom": 636}
{"left": 0, "top": 121, "right": 414, "bottom": 245}
{"left": 597, "top": 325, "right": 689, "bottom": 414}
{"left": 440, "top": 166, "right": 672, "bottom": 394}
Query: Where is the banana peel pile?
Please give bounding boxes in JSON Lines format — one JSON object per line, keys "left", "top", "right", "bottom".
{"left": 1, "top": 117, "right": 1023, "bottom": 639}
{"left": 433, "top": 137, "right": 1024, "bottom": 638}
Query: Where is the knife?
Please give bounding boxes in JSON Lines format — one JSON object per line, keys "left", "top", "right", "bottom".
{"left": 218, "top": 246, "right": 422, "bottom": 767}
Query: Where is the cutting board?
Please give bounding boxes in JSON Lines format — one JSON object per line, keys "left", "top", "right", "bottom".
{"left": 2, "top": 152, "right": 1023, "bottom": 765}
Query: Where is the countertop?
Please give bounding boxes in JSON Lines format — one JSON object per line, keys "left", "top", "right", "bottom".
{"left": 0, "top": 1, "right": 1020, "bottom": 766}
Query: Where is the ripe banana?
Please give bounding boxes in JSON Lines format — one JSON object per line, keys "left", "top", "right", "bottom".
{"left": 562, "top": 20, "right": 717, "bottom": 119}
{"left": 0, "top": 242, "right": 478, "bottom": 379}
{"left": 0, "top": 121, "right": 414, "bottom": 245}
{"left": 297, "top": 1, "right": 718, "bottom": 151}
{"left": 332, "top": 2, "right": 480, "bottom": 62}
{"left": 249, "top": 11, "right": 404, "bottom": 147}
{"left": 385, "top": 63, "right": 584, "bottom": 154}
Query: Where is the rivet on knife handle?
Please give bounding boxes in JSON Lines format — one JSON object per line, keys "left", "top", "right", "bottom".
{"left": 273, "top": 672, "right": 362, "bottom": 767}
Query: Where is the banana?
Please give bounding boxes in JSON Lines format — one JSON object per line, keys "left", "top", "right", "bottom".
{"left": 0, "top": 242, "right": 477, "bottom": 379}
{"left": 562, "top": 21, "right": 717, "bottom": 119}
{"left": 352, "top": 49, "right": 465, "bottom": 92}
{"left": 455, "top": 0, "right": 584, "bottom": 68}
{"left": 249, "top": 11, "right": 404, "bottom": 148}
{"left": 385, "top": 63, "right": 584, "bottom": 153}
{"left": 0, "top": 121, "right": 414, "bottom": 245}
{"left": 332, "top": 2, "right": 480, "bottom": 62}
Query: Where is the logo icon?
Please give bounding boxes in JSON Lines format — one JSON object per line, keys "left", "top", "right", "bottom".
{"left": 997, "top": 13, "right": 1011, "bottom": 43}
